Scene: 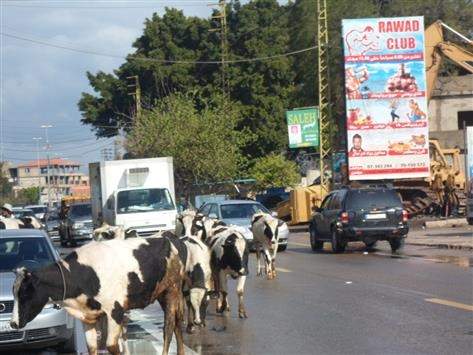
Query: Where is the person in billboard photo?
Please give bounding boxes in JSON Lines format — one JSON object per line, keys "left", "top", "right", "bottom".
{"left": 344, "top": 25, "right": 380, "bottom": 56}
{"left": 345, "top": 66, "right": 369, "bottom": 99}
{"left": 389, "top": 99, "right": 400, "bottom": 122}
{"left": 407, "top": 99, "right": 427, "bottom": 122}
{"left": 289, "top": 124, "right": 302, "bottom": 144}
{"left": 350, "top": 134, "right": 364, "bottom": 153}
{"left": 385, "top": 63, "right": 419, "bottom": 93}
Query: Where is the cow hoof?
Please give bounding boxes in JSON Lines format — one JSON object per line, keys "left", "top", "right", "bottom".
{"left": 186, "top": 325, "right": 196, "bottom": 334}
{"left": 239, "top": 311, "right": 248, "bottom": 319}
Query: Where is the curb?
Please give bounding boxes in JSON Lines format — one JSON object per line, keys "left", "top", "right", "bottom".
{"left": 405, "top": 241, "right": 473, "bottom": 251}
{"left": 423, "top": 218, "right": 468, "bottom": 229}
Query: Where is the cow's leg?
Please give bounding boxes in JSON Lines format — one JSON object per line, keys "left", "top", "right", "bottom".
{"left": 213, "top": 269, "right": 222, "bottom": 313}
{"left": 262, "top": 246, "right": 273, "bottom": 279}
{"left": 105, "top": 313, "right": 123, "bottom": 355}
{"left": 189, "top": 288, "right": 206, "bottom": 326}
{"left": 173, "top": 289, "right": 185, "bottom": 355}
{"left": 84, "top": 322, "right": 99, "bottom": 355}
{"left": 236, "top": 275, "right": 248, "bottom": 319}
{"left": 158, "top": 290, "right": 177, "bottom": 355}
{"left": 185, "top": 292, "right": 196, "bottom": 334}
{"left": 271, "top": 244, "right": 278, "bottom": 278}
{"left": 255, "top": 244, "right": 262, "bottom": 276}
{"left": 217, "top": 271, "right": 229, "bottom": 313}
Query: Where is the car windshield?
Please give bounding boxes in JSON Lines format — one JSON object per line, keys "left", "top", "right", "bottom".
{"left": 346, "top": 190, "right": 402, "bottom": 210}
{"left": 220, "top": 203, "right": 269, "bottom": 219}
{"left": 0, "top": 237, "right": 55, "bottom": 272}
{"left": 28, "top": 206, "right": 47, "bottom": 214}
{"left": 117, "top": 188, "right": 175, "bottom": 214}
{"left": 14, "top": 210, "right": 35, "bottom": 218}
{"left": 70, "top": 204, "right": 92, "bottom": 218}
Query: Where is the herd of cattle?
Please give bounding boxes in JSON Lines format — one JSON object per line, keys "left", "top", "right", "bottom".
{"left": 8, "top": 209, "right": 284, "bottom": 355}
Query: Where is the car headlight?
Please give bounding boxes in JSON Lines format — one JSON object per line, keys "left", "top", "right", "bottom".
{"left": 72, "top": 222, "right": 84, "bottom": 229}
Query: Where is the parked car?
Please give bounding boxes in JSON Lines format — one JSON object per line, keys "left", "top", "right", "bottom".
{"left": 198, "top": 200, "right": 289, "bottom": 251}
{"left": 0, "top": 229, "right": 75, "bottom": 352}
{"left": 59, "top": 203, "right": 93, "bottom": 247}
{"left": 467, "top": 183, "right": 473, "bottom": 225}
{"left": 11, "top": 208, "right": 35, "bottom": 219}
{"left": 45, "top": 211, "right": 60, "bottom": 241}
{"left": 309, "top": 187, "right": 409, "bottom": 253}
{"left": 24, "top": 205, "right": 48, "bottom": 221}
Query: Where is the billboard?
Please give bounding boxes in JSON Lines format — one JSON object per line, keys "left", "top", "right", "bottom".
{"left": 286, "top": 107, "right": 319, "bottom": 148}
{"left": 342, "top": 16, "right": 430, "bottom": 180}
{"left": 467, "top": 127, "right": 473, "bottom": 182}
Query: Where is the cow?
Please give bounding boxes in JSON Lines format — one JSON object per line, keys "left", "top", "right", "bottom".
{"left": 251, "top": 212, "right": 281, "bottom": 279}
{"left": 19, "top": 216, "right": 43, "bottom": 229}
{"left": 175, "top": 209, "right": 204, "bottom": 237}
{"left": 93, "top": 223, "right": 138, "bottom": 241}
{"left": 158, "top": 230, "right": 212, "bottom": 334}
{"left": 10, "top": 237, "right": 186, "bottom": 355}
{"left": 196, "top": 217, "right": 249, "bottom": 319}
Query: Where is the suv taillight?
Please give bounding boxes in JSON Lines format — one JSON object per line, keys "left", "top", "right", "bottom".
{"left": 340, "top": 212, "right": 349, "bottom": 224}
{"left": 402, "top": 210, "right": 409, "bottom": 223}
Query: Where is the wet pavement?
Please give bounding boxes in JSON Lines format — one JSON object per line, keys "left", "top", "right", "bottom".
{"left": 3, "top": 232, "right": 472, "bottom": 354}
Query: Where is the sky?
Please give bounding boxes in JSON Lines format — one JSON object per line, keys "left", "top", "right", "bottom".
{"left": 1, "top": 0, "right": 224, "bottom": 169}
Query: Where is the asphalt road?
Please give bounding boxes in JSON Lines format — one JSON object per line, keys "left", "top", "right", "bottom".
{"left": 9, "top": 231, "right": 473, "bottom": 355}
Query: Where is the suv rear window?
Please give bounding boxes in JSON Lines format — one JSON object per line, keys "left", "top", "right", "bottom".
{"left": 345, "top": 189, "right": 402, "bottom": 210}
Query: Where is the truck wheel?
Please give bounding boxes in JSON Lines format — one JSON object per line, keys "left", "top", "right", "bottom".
{"left": 331, "top": 229, "right": 346, "bottom": 253}
{"left": 309, "top": 223, "right": 324, "bottom": 251}
{"left": 389, "top": 237, "right": 404, "bottom": 253}
{"left": 364, "top": 241, "right": 377, "bottom": 250}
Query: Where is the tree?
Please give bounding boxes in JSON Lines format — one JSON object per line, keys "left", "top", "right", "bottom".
{"left": 15, "top": 187, "right": 40, "bottom": 205}
{"left": 0, "top": 163, "right": 13, "bottom": 205}
{"left": 126, "top": 92, "right": 248, "bottom": 196}
{"left": 250, "top": 154, "right": 300, "bottom": 192}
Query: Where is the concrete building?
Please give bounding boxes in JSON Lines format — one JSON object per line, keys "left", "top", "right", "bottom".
{"left": 10, "top": 158, "right": 89, "bottom": 204}
{"left": 428, "top": 74, "right": 473, "bottom": 176}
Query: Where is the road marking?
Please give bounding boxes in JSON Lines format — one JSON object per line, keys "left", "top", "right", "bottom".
{"left": 288, "top": 242, "right": 309, "bottom": 247}
{"left": 276, "top": 267, "right": 292, "bottom": 273}
{"left": 425, "top": 298, "right": 473, "bottom": 312}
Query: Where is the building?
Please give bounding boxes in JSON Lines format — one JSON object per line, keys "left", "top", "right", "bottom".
{"left": 428, "top": 74, "right": 473, "bottom": 175}
{"left": 10, "top": 158, "right": 89, "bottom": 204}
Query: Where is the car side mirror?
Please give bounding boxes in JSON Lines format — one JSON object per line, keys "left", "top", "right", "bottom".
{"left": 209, "top": 213, "right": 218, "bottom": 219}
{"left": 271, "top": 211, "right": 278, "bottom": 218}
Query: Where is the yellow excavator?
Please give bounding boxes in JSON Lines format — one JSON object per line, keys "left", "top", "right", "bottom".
{"left": 278, "top": 21, "right": 473, "bottom": 224}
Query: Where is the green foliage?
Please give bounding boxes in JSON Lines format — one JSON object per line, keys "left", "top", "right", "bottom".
{"left": 250, "top": 154, "right": 300, "bottom": 192}
{"left": 15, "top": 187, "right": 40, "bottom": 206}
{"left": 126, "top": 92, "right": 249, "bottom": 195}
{"left": 0, "top": 163, "right": 13, "bottom": 205}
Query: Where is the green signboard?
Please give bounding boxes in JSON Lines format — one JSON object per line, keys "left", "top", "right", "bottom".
{"left": 286, "top": 107, "right": 319, "bottom": 148}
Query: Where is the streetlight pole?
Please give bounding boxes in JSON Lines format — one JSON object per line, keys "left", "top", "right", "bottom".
{"left": 41, "top": 125, "right": 53, "bottom": 208}
{"left": 32, "top": 137, "right": 42, "bottom": 204}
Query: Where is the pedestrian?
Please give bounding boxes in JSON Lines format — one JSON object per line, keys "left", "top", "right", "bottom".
{"left": 1, "top": 203, "right": 14, "bottom": 218}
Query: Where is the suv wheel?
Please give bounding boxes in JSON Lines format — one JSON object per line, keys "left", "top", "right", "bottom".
{"left": 364, "top": 241, "right": 377, "bottom": 250}
{"left": 389, "top": 237, "right": 404, "bottom": 253}
{"left": 331, "top": 229, "right": 346, "bottom": 253}
{"left": 309, "top": 223, "right": 324, "bottom": 251}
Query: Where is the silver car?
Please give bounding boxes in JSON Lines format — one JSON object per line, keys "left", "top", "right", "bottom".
{"left": 198, "top": 200, "right": 289, "bottom": 251}
{"left": 0, "top": 229, "right": 75, "bottom": 352}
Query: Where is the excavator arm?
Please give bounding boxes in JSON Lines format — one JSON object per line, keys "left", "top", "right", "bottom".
{"left": 425, "top": 21, "right": 473, "bottom": 100}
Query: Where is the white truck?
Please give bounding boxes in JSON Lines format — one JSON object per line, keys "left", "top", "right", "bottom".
{"left": 89, "top": 157, "right": 177, "bottom": 236}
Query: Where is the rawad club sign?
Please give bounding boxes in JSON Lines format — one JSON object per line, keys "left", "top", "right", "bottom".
{"left": 342, "top": 16, "right": 430, "bottom": 180}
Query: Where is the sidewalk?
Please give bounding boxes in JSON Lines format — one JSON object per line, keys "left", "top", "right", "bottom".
{"left": 406, "top": 225, "right": 473, "bottom": 250}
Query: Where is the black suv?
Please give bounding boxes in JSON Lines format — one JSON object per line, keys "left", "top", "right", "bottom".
{"left": 309, "top": 187, "right": 408, "bottom": 253}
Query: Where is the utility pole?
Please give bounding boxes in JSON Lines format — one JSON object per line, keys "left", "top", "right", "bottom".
{"left": 32, "top": 137, "right": 42, "bottom": 204}
{"left": 316, "top": 0, "right": 332, "bottom": 194}
{"left": 41, "top": 125, "right": 52, "bottom": 208}
{"left": 209, "top": 0, "right": 229, "bottom": 97}
{"left": 127, "top": 75, "right": 141, "bottom": 119}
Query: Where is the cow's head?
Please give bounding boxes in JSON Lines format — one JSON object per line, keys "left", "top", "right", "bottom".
{"left": 263, "top": 217, "right": 280, "bottom": 245}
{"left": 176, "top": 210, "right": 197, "bottom": 237}
{"left": 10, "top": 267, "right": 49, "bottom": 329}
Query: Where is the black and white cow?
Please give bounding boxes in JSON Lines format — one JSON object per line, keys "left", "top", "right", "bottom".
{"left": 158, "top": 230, "right": 212, "bottom": 334}
{"left": 10, "top": 237, "right": 186, "bottom": 355}
{"left": 93, "top": 223, "right": 138, "bottom": 241}
{"left": 251, "top": 212, "right": 281, "bottom": 279}
{"left": 195, "top": 217, "right": 249, "bottom": 319}
{"left": 175, "top": 209, "right": 197, "bottom": 236}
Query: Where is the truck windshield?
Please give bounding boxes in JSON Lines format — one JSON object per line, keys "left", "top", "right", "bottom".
{"left": 117, "top": 188, "right": 175, "bottom": 214}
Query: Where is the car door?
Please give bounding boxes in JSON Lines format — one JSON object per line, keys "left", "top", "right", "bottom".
{"left": 314, "top": 193, "right": 333, "bottom": 237}
{"left": 325, "top": 191, "right": 343, "bottom": 230}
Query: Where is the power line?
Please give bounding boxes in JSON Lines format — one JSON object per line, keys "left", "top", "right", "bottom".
{"left": 1, "top": 32, "right": 317, "bottom": 64}
{"left": 2, "top": 138, "right": 114, "bottom": 152}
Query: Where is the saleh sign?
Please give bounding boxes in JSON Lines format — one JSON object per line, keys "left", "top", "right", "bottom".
{"left": 342, "top": 16, "right": 430, "bottom": 180}
{"left": 286, "top": 107, "right": 319, "bottom": 149}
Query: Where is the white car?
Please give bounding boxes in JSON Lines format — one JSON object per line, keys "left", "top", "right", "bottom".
{"left": 198, "top": 200, "right": 289, "bottom": 251}
{"left": 0, "top": 229, "right": 75, "bottom": 352}
{"left": 24, "top": 205, "right": 48, "bottom": 221}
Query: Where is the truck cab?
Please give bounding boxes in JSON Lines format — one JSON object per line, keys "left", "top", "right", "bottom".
{"left": 90, "top": 157, "right": 177, "bottom": 237}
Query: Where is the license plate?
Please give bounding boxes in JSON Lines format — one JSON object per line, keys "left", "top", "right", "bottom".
{"left": 0, "top": 321, "right": 13, "bottom": 332}
{"left": 365, "top": 213, "right": 386, "bottom": 220}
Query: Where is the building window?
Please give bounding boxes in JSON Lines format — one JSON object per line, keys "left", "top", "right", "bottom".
{"left": 24, "top": 168, "right": 30, "bottom": 173}
{"left": 458, "top": 111, "right": 473, "bottom": 128}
